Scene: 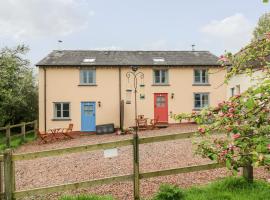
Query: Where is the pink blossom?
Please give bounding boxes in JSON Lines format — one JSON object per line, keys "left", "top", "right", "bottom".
{"left": 265, "top": 32, "right": 270, "bottom": 40}
{"left": 268, "top": 144, "right": 270, "bottom": 151}
{"left": 218, "top": 55, "right": 228, "bottom": 62}
{"left": 232, "top": 133, "right": 241, "bottom": 140}
{"left": 198, "top": 127, "right": 205, "bottom": 134}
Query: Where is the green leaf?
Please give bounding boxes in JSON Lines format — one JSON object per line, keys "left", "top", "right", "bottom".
{"left": 245, "top": 98, "right": 255, "bottom": 109}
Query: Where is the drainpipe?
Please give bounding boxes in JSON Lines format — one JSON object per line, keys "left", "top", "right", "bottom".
{"left": 119, "top": 66, "right": 122, "bottom": 130}
{"left": 44, "top": 67, "right": 47, "bottom": 131}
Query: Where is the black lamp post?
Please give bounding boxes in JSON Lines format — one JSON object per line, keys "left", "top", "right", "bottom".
{"left": 126, "top": 66, "right": 144, "bottom": 200}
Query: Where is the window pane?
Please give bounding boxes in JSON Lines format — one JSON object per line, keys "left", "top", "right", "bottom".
{"left": 83, "top": 71, "right": 87, "bottom": 83}
{"left": 194, "top": 94, "right": 201, "bottom": 108}
{"left": 201, "top": 70, "right": 208, "bottom": 83}
{"left": 63, "top": 103, "right": 69, "bottom": 111}
{"left": 63, "top": 110, "right": 69, "bottom": 118}
{"left": 194, "top": 70, "right": 201, "bottom": 83}
{"left": 154, "top": 70, "right": 160, "bottom": 83}
{"left": 88, "top": 71, "right": 94, "bottom": 83}
{"left": 202, "top": 94, "right": 209, "bottom": 107}
{"left": 57, "top": 110, "right": 62, "bottom": 118}
{"left": 161, "top": 70, "right": 166, "bottom": 83}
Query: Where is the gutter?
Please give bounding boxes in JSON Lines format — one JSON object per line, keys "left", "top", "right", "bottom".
{"left": 119, "top": 66, "right": 122, "bottom": 130}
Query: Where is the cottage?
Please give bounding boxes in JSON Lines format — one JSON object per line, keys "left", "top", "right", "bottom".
{"left": 37, "top": 50, "right": 227, "bottom": 132}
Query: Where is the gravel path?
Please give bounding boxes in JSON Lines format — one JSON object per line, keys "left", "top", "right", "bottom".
{"left": 14, "top": 124, "right": 270, "bottom": 200}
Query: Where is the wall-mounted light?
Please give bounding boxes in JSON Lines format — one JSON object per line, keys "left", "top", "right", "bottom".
{"left": 171, "top": 93, "right": 175, "bottom": 99}
{"left": 98, "top": 101, "right": 101, "bottom": 107}
{"left": 126, "top": 89, "right": 132, "bottom": 104}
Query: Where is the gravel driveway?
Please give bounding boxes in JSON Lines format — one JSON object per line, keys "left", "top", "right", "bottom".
{"left": 14, "top": 124, "right": 270, "bottom": 200}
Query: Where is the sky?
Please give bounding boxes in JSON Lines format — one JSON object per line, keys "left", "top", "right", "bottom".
{"left": 0, "top": 0, "right": 269, "bottom": 66}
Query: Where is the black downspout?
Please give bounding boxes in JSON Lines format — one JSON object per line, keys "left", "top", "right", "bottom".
{"left": 119, "top": 66, "right": 122, "bottom": 130}
{"left": 44, "top": 67, "right": 47, "bottom": 131}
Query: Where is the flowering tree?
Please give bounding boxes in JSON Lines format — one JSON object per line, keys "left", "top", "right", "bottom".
{"left": 174, "top": 34, "right": 270, "bottom": 181}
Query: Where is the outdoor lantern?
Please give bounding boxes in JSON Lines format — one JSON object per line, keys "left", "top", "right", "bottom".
{"left": 126, "top": 89, "right": 132, "bottom": 104}
{"left": 171, "top": 93, "right": 175, "bottom": 99}
{"left": 98, "top": 101, "right": 101, "bottom": 107}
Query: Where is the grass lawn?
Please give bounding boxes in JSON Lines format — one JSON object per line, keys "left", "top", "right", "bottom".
{"left": 59, "top": 177, "right": 270, "bottom": 200}
{"left": 183, "top": 177, "right": 270, "bottom": 200}
{"left": 0, "top": 131, "right": 36, "bottom": 151}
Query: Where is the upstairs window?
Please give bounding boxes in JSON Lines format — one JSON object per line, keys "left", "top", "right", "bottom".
{"left": 80, "top": 69, "right": 96, "bottom": 85}
{"left": 194, "top": 93, "right": 209, "bottom": 109}
{"left": 153, "top": 69, "right": 168, "bottom": 85}
{"left": 194, "top": 69, "right": 208, "bottom": 84}
{"left": 54, "top": 102, "right": 70, "bottom": 119}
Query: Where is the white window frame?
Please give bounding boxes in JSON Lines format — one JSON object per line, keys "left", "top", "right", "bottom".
{"left": 53, "top": 102, "right": 70, "bottom": 119}
{"left": 153, "top": 69, "right": 169, "bottom": 85}
{"left": 194, "top": 93, "right": 209, "bottom": 109}
{"left": 80, "top": 69, "right": 96, "bottom": 85}
{"left": 194, "top": 69, "right": 209, "bottom": 84}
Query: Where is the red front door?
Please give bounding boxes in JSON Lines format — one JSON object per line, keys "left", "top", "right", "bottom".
{"left": 154, "top": 93, "right": 168, "bottom": 122}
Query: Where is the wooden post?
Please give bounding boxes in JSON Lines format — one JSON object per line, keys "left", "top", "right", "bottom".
{"left": 4, "top": 149, "right": 14, "bottom": 200}
{"left": 243, "top": 164, "right": 253, "bottom": 182}
{"left": 5, "top": 125, "right": 11, "bottom": 149}
{"left": 133, "top": 134, "right": 140, "bottom": 200}
{"left": 0, "top": 161, "right": 3, "bottom": 199}
{"left": 21, "top": 123, "right": 26, "bottom": 143}
{"left": 34, "top": 120, "right": 38, "bottom": 138}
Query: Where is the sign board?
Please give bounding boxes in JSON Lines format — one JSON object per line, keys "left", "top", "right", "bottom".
{"left": 104, "top": 148, "right": 118, "bottom": 158}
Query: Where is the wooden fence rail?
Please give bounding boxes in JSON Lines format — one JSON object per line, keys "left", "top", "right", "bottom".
{"left": 2, "top": 131, "right": 225, "bottom": 200}
{"left": 0, "top": 120, "right": 37, "bottom": 148}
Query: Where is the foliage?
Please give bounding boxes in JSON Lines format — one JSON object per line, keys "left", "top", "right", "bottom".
{"left": 0, "top": 131, "right": 36, "bottom": 151}
{"left": 253, "top": 13, "right": 270, "bottom": 40}
{"left": 153, "top": 184, "right": 184, "bottom": 200}
{"left": 174, "top": 35, "right": 270, "bottom": 175}
{"left": 0, "top": 45, "right": 38, "bottom": 126}
{"left": 59, "top": 194, "right": 115, "bottom": 200}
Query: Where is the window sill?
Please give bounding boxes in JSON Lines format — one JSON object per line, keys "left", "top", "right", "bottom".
{"left": 152, "top": 84, "right": 170, "bottom": 86}
{"left": 192, "top": 83, "right": 211, "bottom": 86}
{"left": 52, "top": 118, "right": 72, "bottom": 121}
{"left": 78, "top": 84, "right": 97, "bottom": 86}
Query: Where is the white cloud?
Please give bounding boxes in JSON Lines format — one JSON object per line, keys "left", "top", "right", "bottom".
{"left": 201, "top": 13, "right": 254, "bottom": 53}
{"left": 0, "top": 0, "right": 93, "bottom": 39}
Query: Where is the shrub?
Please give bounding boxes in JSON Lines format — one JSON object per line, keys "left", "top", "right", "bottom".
{"left": 153, "top": 184, "right": 184, "bottom": 200}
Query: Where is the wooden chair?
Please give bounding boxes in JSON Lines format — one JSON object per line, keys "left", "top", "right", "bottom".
{"left": 136, "top": 117, "right": 148, "bottom": 130}
{"left": 150, "top": 117, "right": 159, "bottom": 130}
{"left": 60, "top": 123, "right": 74, "bottom": 139}
{"left": 38, "top": 130, "right": 50, "bottom": 144}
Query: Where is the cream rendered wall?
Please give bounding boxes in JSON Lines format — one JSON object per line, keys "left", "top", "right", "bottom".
{"left": 39, "top": 67, "right": 120, "bottom": 131}
{"left": 121, "top": 67, "right": 226, "bottom": 128}
{"left": 39, "top": 66, "right": 226, "bottom": 131}
{"left": 227, "top": 70, "right": 264, "bottom": 99}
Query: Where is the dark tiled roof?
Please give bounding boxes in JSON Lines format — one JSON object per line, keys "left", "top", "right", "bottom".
{"left": 36, "top": 50, "right": 221, "bottom": 66}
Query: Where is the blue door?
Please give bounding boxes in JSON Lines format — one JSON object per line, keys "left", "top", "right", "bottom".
{"left": 81, "top": 102, "right": 96, "bottom": 131}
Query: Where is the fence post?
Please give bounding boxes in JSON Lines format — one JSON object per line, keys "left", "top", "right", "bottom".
{"left": 0, "top": 160, "right": 3, "bottom": 199}
{"left": 34, "top": 120, "right": 38, "bottom": 138}
{"left": 133, "top": 134, "right": 140, "bottom": 200}
{"left": 5, "top": 125, "right": 11, "bottom": 149}
{"left": 21, "top": 123, "right": 26, "bottom": 143}
{"left": 4, "top": 149, "right": 14, "bottom": 200}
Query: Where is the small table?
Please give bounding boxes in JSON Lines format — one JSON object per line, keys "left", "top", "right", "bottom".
{"left": 47, "top": 128, "right": 62, "bottom": 140}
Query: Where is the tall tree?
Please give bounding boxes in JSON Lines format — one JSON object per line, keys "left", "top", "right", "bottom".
{"left": 0, "top": 45, "right": 38, "bottom": 126}
{"left": 253, "top": 13, "right": 270, "bottom": 40}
